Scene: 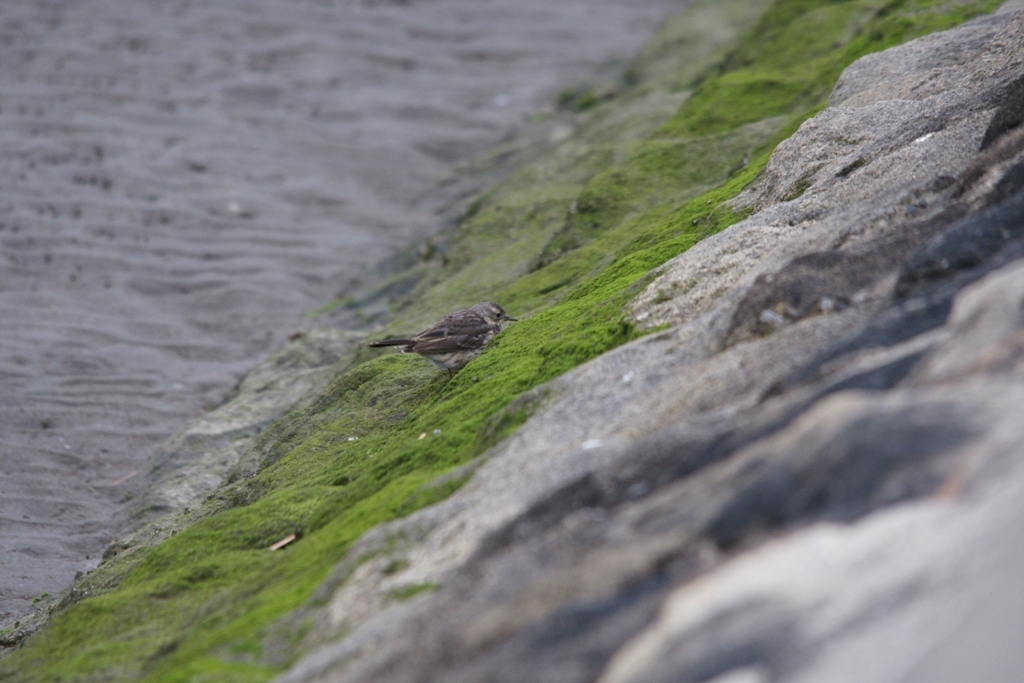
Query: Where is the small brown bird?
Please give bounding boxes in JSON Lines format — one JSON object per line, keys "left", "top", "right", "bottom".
{"left": 368, "top": 302, "right": 516, "bottom": 376}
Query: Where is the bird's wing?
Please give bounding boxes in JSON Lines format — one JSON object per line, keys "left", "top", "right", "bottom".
{"left": 415, "top": 311, "right": 489, "bottom": 339}
{"left": 410, "top": 331, "right": 492, "bottom": 354}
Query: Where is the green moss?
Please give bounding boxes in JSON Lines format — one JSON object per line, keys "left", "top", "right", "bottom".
{"left": 388, "top": 583, "right": 440, "bottom": 601}
{"left": 381, "top": 558, "right": 409, "bottom": 575}
{"left": 556, "top": 85, "right": 609, "bottom": 112}
{"left": 1, "top": 0, "right": 1002, "bottom": 680}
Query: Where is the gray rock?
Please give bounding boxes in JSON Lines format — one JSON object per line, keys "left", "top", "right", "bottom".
{"left": 633, "top": 5, "right": 1024, "bottom": 333}
{"left": 275, "top": 6, "right": 1024, "bottom": 682}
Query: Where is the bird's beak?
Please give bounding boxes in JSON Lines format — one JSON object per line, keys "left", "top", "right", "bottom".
{"left": 506, "top": 316, "right": 518, "bottom": 322}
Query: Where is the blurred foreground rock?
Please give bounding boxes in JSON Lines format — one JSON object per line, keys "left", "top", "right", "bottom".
{"left": 273, "top": 4, "right": 1024, "bottom": 682}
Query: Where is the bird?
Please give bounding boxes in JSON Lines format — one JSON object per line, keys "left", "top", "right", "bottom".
{"left": 368, "top": 302, "right": 517, "bottom": 376}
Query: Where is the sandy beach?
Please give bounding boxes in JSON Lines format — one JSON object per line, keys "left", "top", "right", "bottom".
{"left": 0, "top": 0, "right": 684, "bottom": 626}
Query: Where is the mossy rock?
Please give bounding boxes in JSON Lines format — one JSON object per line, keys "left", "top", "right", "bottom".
{"left": 1, "top": 0, "right": 1003, "bottom": 680}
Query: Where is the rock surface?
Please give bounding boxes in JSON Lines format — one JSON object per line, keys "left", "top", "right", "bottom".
{"left": 271, "top": 4, "right": 1024, "bottom": 681}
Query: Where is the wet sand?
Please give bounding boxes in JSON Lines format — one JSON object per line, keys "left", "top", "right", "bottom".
{"left": 0, "top": 0, "right": 685, "bottom": 626}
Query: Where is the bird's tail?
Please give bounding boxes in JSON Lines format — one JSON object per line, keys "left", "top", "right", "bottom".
{"left": 368, "top": 338, "right": 416, "bottom": 348}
